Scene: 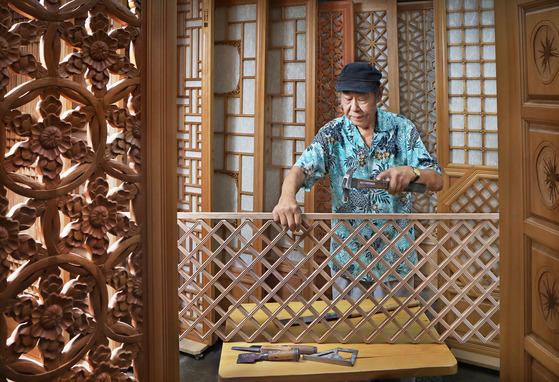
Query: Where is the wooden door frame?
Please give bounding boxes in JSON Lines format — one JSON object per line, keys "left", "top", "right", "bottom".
{"left": 143, "top": 1, "right": 180, "bottom": 380}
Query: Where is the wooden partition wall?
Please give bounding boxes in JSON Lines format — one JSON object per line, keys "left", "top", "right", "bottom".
{"left": 177, "top": 0, "right": 501, "bottom": 368}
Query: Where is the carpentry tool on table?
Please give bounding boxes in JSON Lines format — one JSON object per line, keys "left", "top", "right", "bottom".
{"left": 341, "top": 165, "right": 427, "bottom": 202}
{"left": 236, "top": 348, "right": 301, "bottom": 364}
{"left": 231, "top": 344, "right": 317, "bottom": 354}
{"left": 303, "top": 348, "right": 358, "bottom": 367}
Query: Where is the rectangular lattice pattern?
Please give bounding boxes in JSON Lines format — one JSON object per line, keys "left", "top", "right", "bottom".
{"left": 177, "top": 0, "right": 204, "bottom": 212}
{"left": 446, "top": 0, "right": 498, "bottom": 166}
{"left": 178, "top": 213, "right": 499, "bottom": 345}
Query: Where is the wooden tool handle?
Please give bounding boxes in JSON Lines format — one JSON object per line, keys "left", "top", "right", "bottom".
{"left": 264, "top": 349, "right": 301, "bottom": 361}
{"left": 260, "top": 345, "right": 317, "bottom": 355}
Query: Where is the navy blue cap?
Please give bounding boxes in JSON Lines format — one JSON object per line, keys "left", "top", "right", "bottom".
{"left": 335, "top": 62, "right": 382, "bottom": 93}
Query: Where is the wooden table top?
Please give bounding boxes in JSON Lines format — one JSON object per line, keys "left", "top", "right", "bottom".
{"left": 219, "top": 341, "right": 457, "bottom": 382}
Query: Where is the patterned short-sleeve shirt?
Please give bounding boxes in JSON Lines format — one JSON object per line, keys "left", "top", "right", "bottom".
{"left": 294, "top": 109, "right": 441, "bottom": 282}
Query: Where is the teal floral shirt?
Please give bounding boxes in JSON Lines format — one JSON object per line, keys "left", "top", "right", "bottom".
{"left": 295, "top": 110, "right": 441, "bottom": 282}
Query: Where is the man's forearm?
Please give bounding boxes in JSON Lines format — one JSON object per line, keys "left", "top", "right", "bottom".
{"left": 416, "top": 168, "right": 444, "bottom": 192}
{"left": 279, "top": 166, "right": 306, "bottom": 202}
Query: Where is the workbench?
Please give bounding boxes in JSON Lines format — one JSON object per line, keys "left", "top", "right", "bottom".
{"left": 219, "top": 299, "right": 458, "bottom": 381}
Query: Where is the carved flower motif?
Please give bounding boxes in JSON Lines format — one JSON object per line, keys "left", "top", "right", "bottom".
{"left": 9, "top": 110, "right": 37, "bottom": 136}
{"left": 0, "top": 24, "right": 21, "bottom": 67}
{"left": 87, "top": 362, "right": 126, "bottom": 382}
{"left": 81, "top": 195, "right": 118, "bottom": 239}
{"left": 81, "top": 30, "right": 118, "bottom": 72}
{"left": 8, "top": 322, "right": 38, "bottom": 355}
{"left": 110, "top": 274, "right": 142, "bottom": 321}
{"left": 11, "top": 52, "right": 43, "bottom": 76}
{"left": 59, "top": 365, "right": 90, "bottom": 382}
{"left": 38, "top": 334, "right": 65, "bottom": 361}
{"left": 37, "top": 155, "right": 64, "bottom": 181}
{"left": 10, "top": 233, "right": 41, "bottom": 261}
{"left": 4, "top": 295, "right": 38, "bottom": 323}
{"left": 0, "top": 216, "right": 20, "bottom": 257}
{"left": 31, "top": 294, "right": 74, "bottom": 341}
{"left": 68, "top": 308, "right": 95, "bottom": 336}
{"left": 4, "top": 140, "right": 37, "bottom": 170}
{"left": 30, "top": 114, "right": 72, "bottom": 161}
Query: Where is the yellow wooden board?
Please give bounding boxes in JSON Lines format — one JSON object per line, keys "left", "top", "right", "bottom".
{"left": 219, "top": 342, "right": 457, "bottom": 382}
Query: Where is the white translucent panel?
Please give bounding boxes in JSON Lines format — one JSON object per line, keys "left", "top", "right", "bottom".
{"left": 214, "top": 97, "right": 225, "bottom": 132}
{"left": 286, "top": 5, "right": 306, "bottom": 18}
{"left": 484, "top": 79, "right": 497, "bottom": 95}
{"left": 267, "top": 50, "right": 282, "bottom": 94}
{"left": 241, "top": 194, "right": 253, "bottom": 212}
{"left": 451, "top": 131, "right": 465, "bottom": 146}
{"left": 272, "top": 21, "right": 294, "bottom": 47}
{"left": 482, "top": 0, "right": 494, "bottom": 8}
{"left": 244, "top": 60, "right": 255, "bottom": 76}
{"left": 297, "top": 19, "right": 306, "bottom": 32}
{"left": 449, "top": 79, "right": 464, "bottom": 94}
{"left": 464, "top": 11, "right": 479, "bottom": 26}
{"left": 468, "top": 150, "right": 483, "bottom": 165}
{"left": 228, "top": 117, "right": 254, "bottom": 134}
{"left": 466, "top": 80, "right": 481, "bottom": 95}
{"left": 485, "top": 151, "right": 499, "bottom": 166}
{"left": 467, "top": 114, "right": 482, "bottom": 129}
{"left": 214, "top": 44, "right": 240, "bottom": 94}
{"left": 284, "top": 125, "right": 305, "bottom": 138}
{"left": 468, "top": 132, "right": 482, "bottom": 147}
{"left": 214, "top": 135, "right": 224, "bottom": 169}
{"left": 448, "top": 45, "right": 462, "bottom": 60}
{"left": 481, "top": 10, "right": 494, "bottom": 25}
{"left": 484, "top": 115, "right": 498, "bottom": 130}
{"left": 450, "top": 113, "right": 465, "bottom": 129}
{"left": 227, "top": 135, "right": 255, "bottom": 154}
{"left": 482, "top": 45, "right": 496, "bottom": 60}
{"left": 296, "top": 82, "right": 305, "bottom": 108}
{"left": 227, "top": 153, "right": 239, "bottom": 170}
{"left": 243, "top": 78, "right": 256, "bottom": 114}
{"left": 284, "top": 81, "right": 293, "bottom": 94}
{"left": 467, "top": 97, "right": 482, "bottom": 112}
{"left": 296, "top": 111, "right": 305, "bottom": 123}
{"left": 296, "top": 140, "right": 306, "bottom": 153}
{"left": 486, "top": 132, "right": 498, "bottom": 148}
{"left": 465, "top": 29, "right": 479, "bottom": 43}
{"left": 448, "top": 29, "right": 462, "bottom": 43}
{"left": 447, "top": 0, "right": 461, "bottom": 11}
{"left": 285, "top": 63, "right": 305, "bottom": 80}
{"left": 272, "top": 96, "right": 294, "bottom": 123}
{"left": 447, "top": 12, "right": 461, "bottom": 27}
{"left": 229, "top": 24, "right": 241, "bottom": 40}
{"left": 265, "top": 167, "right": 280, "bottom": 211}
{"left": 483, "top": 62, "right": 497, "bottom": 77}
{"left": 465, "top": 45, "right": 480, "bottom": 60}
{"left": 241, "top": 155, "right": 254, "bottom": 192}
{"left": 297, "top": 34, "right": 306, "bottom": 60}
{"left": 271, "top": 125, "right": 281, "bottom": 137}
{"left": 230, "top": 4, "right": 256, "bottom": 22}
{"left": 272, "top": 139, "right": 294, "bottom": 166}
{"left": 228, "top": 97, "right": 240, "bottom": 115}
{"left": 451, "top": 149, "right": 465, "bottom": 163}
{"left": 450, "top": 97, "right": 464, "bottom": 112}
{"left": 466, "top": 62, "right": 480, "bottom": 77}
{"left": 464, "top": 0, "right": 477, "bottom": 9}
{"left": 285, "top": 48, "right": 294, "bottom": 61}
{"left": 214, "top": 173, "right": 237, "bottom": 211}
{"left": 214, "top": 7, "right": 228, "bottom": 41}
{"left": 449, "top": 63, "right": 463, "bottom": 77}
{"left": 482, "top": 27, "right": 495, "bottom": 42}
{"left": 244, "top": 23, "right": 256, "bottom": 58}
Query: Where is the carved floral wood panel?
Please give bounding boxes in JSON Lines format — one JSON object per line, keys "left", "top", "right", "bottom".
{"left": 0, "top": 1, "right": 143, "bottom": 380}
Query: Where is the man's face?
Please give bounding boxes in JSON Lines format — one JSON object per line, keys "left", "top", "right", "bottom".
{"left": 340, "top": 90, "right": 380, "bottom": 129}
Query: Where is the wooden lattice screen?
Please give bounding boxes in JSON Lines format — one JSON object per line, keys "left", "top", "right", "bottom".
{"left": 178, "top": 213, "right": 500, "bottom": 345}
{"left": 0, "top": 1, "right": 148, "bottom": 380}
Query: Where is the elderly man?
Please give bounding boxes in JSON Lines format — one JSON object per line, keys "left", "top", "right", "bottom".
{"left": 272, "top": 62, "right": 443, "bottom": 300}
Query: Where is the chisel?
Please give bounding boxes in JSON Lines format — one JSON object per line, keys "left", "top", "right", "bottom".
{"left": 231, "top": 345, "right": 317, "bottom": 354}
{"left": 236, "top": 349, "right": 301, "bottom": 364}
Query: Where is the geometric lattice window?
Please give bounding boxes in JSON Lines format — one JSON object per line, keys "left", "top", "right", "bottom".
{"left": 446, "top": 0, "right": 498, "bottom": 166}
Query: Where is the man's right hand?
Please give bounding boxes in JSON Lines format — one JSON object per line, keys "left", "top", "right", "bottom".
{"left": 272, "top": 197, "right": 305, "bottom": 232}
{"left": 272, "top": 166, "right": 308, "bottom": 232}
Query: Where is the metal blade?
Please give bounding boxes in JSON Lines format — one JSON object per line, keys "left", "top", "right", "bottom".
{"left": 236, "top": 353, "right": 262, "bottom": 364}
{"left": 231, "top": 346, "right": 260, "bottom": 352}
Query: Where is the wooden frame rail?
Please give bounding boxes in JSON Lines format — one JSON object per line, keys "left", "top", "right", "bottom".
{"left": 178, "top": 213, "right": 499, "bottom": 345}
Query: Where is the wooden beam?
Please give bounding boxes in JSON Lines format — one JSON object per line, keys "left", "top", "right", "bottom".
{"left": 143, "top": 0, "right": 179, "bottom": 380}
